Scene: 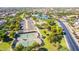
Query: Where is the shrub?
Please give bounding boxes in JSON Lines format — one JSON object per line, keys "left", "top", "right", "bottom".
{"left": 38, "top": 48, "right": 48, "bottom": 51}
{"left": 15, "top": 44, "right": 24, "bottom": 51}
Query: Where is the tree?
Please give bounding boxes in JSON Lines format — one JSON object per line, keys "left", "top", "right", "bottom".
{"left": 31, "top": 42, "right": 40, "bottom": 48}
{"left": 15, "top": 44, "right": 24, "bottom": 51}
{"left": 47, "top": 19, "right": 56, "bottom": 26}
{"left": 52, "top": 34, "right": 62, "bottom": 43}
{"left": 38, "top": 48, "right": 48, "bottom": 51}
{"left": 43, "top": 30, "right": 47, "bottom": 34}
{"left": 32, "top": 16, "right": 37, "bottom": 20}
{"left": 47, "top": 24, "right": 63, "bottom": 44}
{"left": 47, "top": 26, "right": 51, "bottom": 31}
{"left": 35, "top": 24, "right": 43, "bottom": 29}
{"left": 51, "top": 25, "right": 57, "bottom": 33}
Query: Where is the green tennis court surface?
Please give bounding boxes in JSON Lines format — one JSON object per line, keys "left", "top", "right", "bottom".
{"left": 17, "top": 33, "right": 37, "bottom": 47}
{"left": 19, "top": 33, "right": 36, "bottom": 39}
{"left": 17, "top": 40, "right": 34, "bottom": 47}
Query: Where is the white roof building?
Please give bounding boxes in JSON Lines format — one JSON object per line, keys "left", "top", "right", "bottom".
{"left": 73, "top": 19, "right": 79, "bottom": 29}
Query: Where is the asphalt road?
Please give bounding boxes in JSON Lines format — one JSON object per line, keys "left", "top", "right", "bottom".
{"left": 58, "top": 20, "right": 79, "bottom": 51}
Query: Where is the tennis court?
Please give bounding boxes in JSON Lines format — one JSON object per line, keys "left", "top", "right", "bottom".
{"left": 16, "top": 33, "right": 37, "bottom": 47}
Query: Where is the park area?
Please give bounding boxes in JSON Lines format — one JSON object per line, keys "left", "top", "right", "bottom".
{"left": 34, "top": 18, "right": 68, "bottom": 51}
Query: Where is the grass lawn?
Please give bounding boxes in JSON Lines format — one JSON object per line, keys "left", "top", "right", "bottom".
{"left": 39, "top": 29, "right": 68, "bottom": 51}
{"left": 37, "top": 20, "right": 68, "bottom": 51}
{"left": 39, "top": 29, "right": 51, "bottom": 36}
{"left": 42, "top": 37, "right": 68, "bottom": 51}
{"left": 43, "top": 38, "right": 58, "bottom": 51}
{"left": 0, "top": 42, "right": 10, "bottom": 51}
{"left": 59, "top": 38, "right": 69, "bottom": 51}
{"left": 60, "top": 38, "right": 67, "bottom": 48}
{"left": 40, "top": 29, "right": 58, "bottom": 51}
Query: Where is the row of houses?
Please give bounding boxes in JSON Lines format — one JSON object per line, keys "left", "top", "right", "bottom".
{"left": 73, "top": 18, "right": 79, "bottom": 39}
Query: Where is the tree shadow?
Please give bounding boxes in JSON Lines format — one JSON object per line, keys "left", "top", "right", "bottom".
{"left": 38, "top": 48, "right": 48, "bottom": 51}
